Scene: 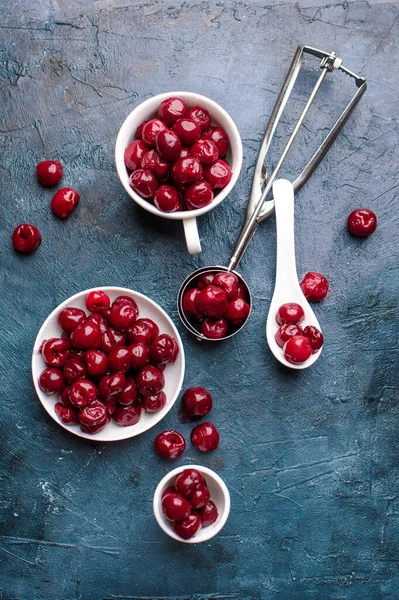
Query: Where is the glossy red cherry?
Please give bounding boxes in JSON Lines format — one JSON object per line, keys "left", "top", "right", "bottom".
{"left": 197, "top": 273, "right": 214, "bottom": 289}
{"left": 154, "top": 185, "right": 183, "bottom": 213}
{"left": 108, "top": 300, "right": 138, "bottom": 332}
{"left": 156, "top": 130, "right": 182, "bottom": 162}
{"left": 143, "top": 391, "right": 167, "bottom": 412}
{"left": 136, "top": 365, "right": 165, "bottom": 397}
{"left": 347, "top": 208, "right": 377, "bottom": 237}
{"left": 80, "top": 415, "right": 110, "bottom": 435}
{"left": 79, "top": 400, "right": 107, "bottom": 426}
{"left": 158, "top": 97, "right": 188, "bottom": 126}
{"left": 200, "top": 501, "right": 218, "bottom": 527}
{"left": 58, "top": 307, "right": 86, "bottom": 333}
{"left": 124, "top": 139, "right": 148, "bottom": 171}
{"left": 190, "top": 483, "right": 210, "bottom": 510}
{"left": 303, "top": 325, "right": 324, "bottom": 353}
{"left": 284, "top": 335, "right": 312, "bottom": 364}
{"left": 149, "top": 334, "right": 178, "bottom": 364}
{"left": 69, "top": 379, "right": 97, "bottom": 408}
{"left": 191, "top": 422, "right": 219, "bottom": 452}
{"left": 173, "top": 118, "right": 201, "bottom": 145}
{"left": 117, "top": 376, "right": 138, "bottom": 406}
{"left": 113, "top": 294, "right": 139, "bottom": 309}
{"left": 204, "top": 159, "right": 232, "bottom": 189}
{"left": 63, "top": 357, "right": 87, "bottom": 384}
{"left": 141, "top": 149, "right": 169, "bottom": 180}
{"left": 113, "top": 403, "right": 142, "bottom": 426}
{"left": 129, "top": 342, "right": 150, "bottom": 370}
{"left": 182, "top": 288, "right": 202, "bottom": 318}
{"left": 187, "top": 106, "right": 211, "bottom": 133}
{"left": 142, "top": 119, "right": 167, "bottom": 147}
{"left": 51, "top": 187, "right": 80, "bottom": 219}
{"left": 12, "top": 224, "right": 42, "bottom": 253}
{"left": 154, "top": 430, "right": 186, "bottom": 459}
{"left": 84, "top": 349, "right": 108, "bottom": 378}
{"left": 108, "top": 346, "right": 131, "bottom": 373}
{"left": 101, "top": 329, "right": 126, "bottom": 354}
{"left": 196, "top": 285, "right": 228, "bottom": 318}
{"left": 275, "top": 323, "right": 303, "bottom": 348}
{"left": 36, "top": 160, "right": 63, "bottom": 187}
{"left": 161, "top": 486, "right": 176, "bottom": 501}
{"left": 185, "top": 181, "right": 213, "bottom": 210}
{"left": 129, "top": 168, "right": 159, "bottom": 199}
{"left": 213, "top": 272, "right": 239, "bottom": 300}
{"left": 171, "top": 157, "right": 203, "bottom": 185}
{"left": 135, "top": 120, "right": 148, "bottom": 139}
{"left": 55, "top": 403, "right": 79, "bottom": 425}
{"left": 173, "top": 513, "right": 202, "bottom": 540}
{"left": 162, "top": 493, "right": 192, "bottom": 522}
{"left": 276, "top": 303, "right": 304, "bottom": 326}
{"left": 182, "top": 387, "right": 213, "bottom": 417}
{"left": 225, "top": 297, "right": 250, "bottom": 325}
{"left": 85, "top": 290, "right": 110, "bottom": 313}
{"left": 202, "top": 126, "right": 229, "bottom": 157}
{"left": 98, "top": 372, "right": 126, "bottom": 398}
{"left": 70, "top": 321, "right": 102, "bottom": 350}
{"left": 300, "top": 272, "right": 329, "bottom": 302}
{"left": 39, "top": 368, "right": 64, "bottom": 395}
{"left": 201, "top": 317, "right": 228, "bottom": 339}
{"left": 42, "top": 337, "right": 70, "bottom": 367}
{"left": 127, "top": 318, "right": 159, "bottom": 345}
{"left": 190, "top": 139, "right": 218, "bottom": 165}
{"left": 175, "top": 469, "right": 205, "bottom": 498}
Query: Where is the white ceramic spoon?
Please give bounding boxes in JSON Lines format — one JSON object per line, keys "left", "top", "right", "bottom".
{"left": 266, "top": 179, "right": 323, "bottom": 369}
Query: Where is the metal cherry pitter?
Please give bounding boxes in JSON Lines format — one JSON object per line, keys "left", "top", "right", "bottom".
{"left": 177, "top": 44, "right": 367, "bottom": 341}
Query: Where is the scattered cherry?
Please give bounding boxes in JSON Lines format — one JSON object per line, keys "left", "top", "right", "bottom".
{"left": 12, "top": 224, "right": 42, "bottom": 253}
{"left": 191, "top": 422, "right": 219, "bottom": 452}
{"left": 155, "top": 430, "right": 186, "bottom": 459}
{"left": 182, "top": 387, "right": 213, "bottom": 417}
{"left": 51, "top": 187, "right": 80, "bottom": 219}
{"left": 347, "top": 208, "right": 377, "bottom": 237}
{"left": 300, "top": 272, "right": 329, "bottom": 302}
{"left": 36, "top": 160, "right": 63, "bottom": 187}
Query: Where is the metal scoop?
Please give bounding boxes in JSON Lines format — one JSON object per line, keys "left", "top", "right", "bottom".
{"left": 177, "top": 45, "right": 367, "bottom": 341}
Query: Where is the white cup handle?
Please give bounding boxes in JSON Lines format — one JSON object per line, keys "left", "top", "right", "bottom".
{"left": 183, "top": 217, "right": 201, "bottom": 254}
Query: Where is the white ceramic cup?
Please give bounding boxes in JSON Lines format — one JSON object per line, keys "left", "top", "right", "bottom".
{"left": 115, "top": 92, "right": 243, "bottom": 254}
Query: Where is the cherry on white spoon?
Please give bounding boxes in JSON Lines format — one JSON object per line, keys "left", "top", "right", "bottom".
{"left": 266, "top": 179, "right": 322, "bottom": 369}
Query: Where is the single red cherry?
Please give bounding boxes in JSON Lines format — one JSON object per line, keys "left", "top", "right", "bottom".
{"left": 161, "top": 486, "right": 176, "bottom": 501}
{"left": 200, "top": 501, "right": 219, "bottom": 527}
{"left": 124, "top": 139, "right": 148, "bottom": 171}
{"left": 113, "top": 404, "right": 142, "bottom": 427}
{"left": 196, "top": 285, "right": 228, "bottom": 318}
{"left": 127, "top": 318, "right": 159, "bottom": 345}
{"left": 276, "top": 303, "right": 304, "bottom": 326}
{"left": 51, "top": 187, "right": 80, "bottom": 219}
{"left": 190, "top": 483, "right": 210, "bottom": 510}
{"left": 108, "top": 346, "right": 131, "bottom": 373}
{"left": 158, "top": 97, "right": 188, "bottom": 126}
{"left": 149, "top": 334, "right": 178, "bottom": 364}
{"left": 55, "top": 403, "right": 79, "bottom": 425}
{"left": 42, "top": 337, "right": 70, "bottom": 368}
{"left": 63, "top": 357, "right": 87, "bottom": 384}
{"left": 162, "top": 493, "right": 192, "bottom": 522}
{"left": 136, "top": 365, "right": 165, "bottom": 397}
{"left": 69, "top": 379, "right": 97, "bottom": 408}
{"left": 173, "top": 118, "right": 201, "bottom": 145}
{"left": 190, "top": 139, "right": 219, "bottom": 165}
{"left": 197, "top": 273, "right": 214, "bottom": 288}
{"left": 80, "top": 415, "right": 110, "bottom": 435}
{"left": 141, "top": 149, "right": 169, "bottom": 180}
{"left": 185, "top": 181, "right": 214, "bottom": 210}
{"left": 171, "top": 157, "right": 203, "bottom": 185}
{"left": 284, "top": 335, "right": 312, "bottom": 364}
{"left": 300, "top": 272, "right": 329, "bottom": 302}
{"left": 84, "top": 349, "right": 108, "bottom": 378}
{"left": 129, "top": 342, "right": 150, "bottom": 370}
{"left": 155, "top": 430, "right": 186, "bottom": 459}
{"left": 142, "top": 119, "right": 167, "bottom": 147}
{"left": 173, "top": 512, "right": 202, "bottom": 540}
{"left": 182, "top": 288, "right": 202, "bottom": 318}
{"left": 213, "top": 272, "right": 239, "bottom": 300}
{"left": 154, "top": 185, "right": 183, "bottom": 212}
{"left": 143, "top": 391, "right": 167, "bottom": 412}
{"left": 135, "top": 120, "right": 148, "bottom": 139}
{"left": 36, "top": 160, "right": 63, "bottom": 187}
{"left": 275, "top": 323, "right": 303, "bottom": 348}
{"left": 191, "top": 422, "right": 219, "bottom": 452}
{"left": 117, "top": 376, "right": 138, "bottom": 406}
{"left": 187, "top": 106, "right": 211, "bottom": 133}
{"left": 79, "top": 400, "right": 108, "bottom": 426}
{"left": 58, "top": 307, "right": 86, "bottom": 333}
{"left": 85, "top": 290, "right": 110, "bottom": 313}
{"left": 101, "top": 329, "right": 126, "bottom": 354}
{"left": 98, "top": 372, "right": 126, "bottom": 399}
{"left": 204, "top": 159, "right": 232, "bottom": 189}
{"left": 108, "top": 300, "right": 138, "bottom": 332}
{"left": 347, "top": 208, "right": 377, "bottom": 237}
{"left": 175, "top": 468, "right": 205, "bottom": 498}
{"left": 39, "top": 368, "right": 64, "bottom": 395}
{"left": 182, "top": 387, "right": 213, "bottom": 417}
{"left": 302, "top": 325, "right": 324, "bottom": 353}
{"left": 12, "top": 224, "right": 42, "bottom": 253}
{"left": 202, "top": 126, "right": 229, "bottom": 157}
{"left": 70, "top": 321, "right": 102, "bottom": 350}
{"left": 156, "top": 130, "right": 182, "bottom": 162}
{"left": 201, "top": 317, "right": 228, "bottom": 339}
{"left": 129, "top": 168, "right": 159, "bottom": 199}
{"left": 224, "top": 297, "right": 250, "bottom": 325}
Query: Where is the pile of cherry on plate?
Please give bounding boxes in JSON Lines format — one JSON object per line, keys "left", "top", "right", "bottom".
{"left": 124, "top": 96, "right": 232, "bottom": 212}
{"left": 38, "top": 290, "right": 179, "bottom": 435}
{"left": 162, "top": 468, "right": 218, "bottom": 540}
{"left": 182, "top": 271, "right": 250, "bottom": 339}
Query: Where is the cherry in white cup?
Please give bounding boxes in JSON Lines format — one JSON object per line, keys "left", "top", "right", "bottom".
{"left": 115, "top": 91, "right": 242, "bottom": 254}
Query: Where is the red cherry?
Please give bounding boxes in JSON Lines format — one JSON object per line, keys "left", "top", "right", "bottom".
{"left": 55, "top": 403, "right": 79, "bottom": 425}
{"left": 79, "top": 400, "right": 107, "bottom": 426}
{"left": 12, "top": 224, "right": 42, "bottom": 253}
{"left": 347, "top": 208, "right": 377, "bottom": 237}
{"left": 69, "top": 379, "right": 97, "bottom": 408}
{"left": 182, "top": 387, "right": 213, "bottom": 417}
{"left": 171, "top": 157, "right": 203, "bottom": 185}
{"left": 58, "top": 307, "right": 86, "bottom": 333}
{"left": 190, "top": 483, "right": 210, "bottom": 510}
{"left": 143, "top": 391, "right": 167, "bottom": 412}
{"left": 275, "top": 323, "right": 303, "bottom": 348}
{"left": 191, "top": 139, "right": 219, "bottom": 164}
{"left": 127, "top": 318, "right": 159, "bottom": 345}
{"left": 213, "top": 272, "right": 239, "bottom": 300}
{"left": 124, "top": 139, "right": 148, "bottom": 171}
{"left": 197, "top": 273, "right": 214, "bottom": 289}
{"left": 36, "top": 160, "right": 63, "bottom": 187}
{"left": 42, "top": 337, "right": 70, "bottom": 368}
{"left": 302, "top": 325, "right": 324, "bottom": 353}
{"left": 182, "top": 288, "right": 202, "bottom": 318}
{"left": 39, "top": 368, "right": 64, "bottom": 395}
{"left": 196, "top": 285, "right": 228, "bottom": 318}
{"left": 162, "top": 493, "right": 192, "bottom": 522}
{"left": 187, "top": 106, "right": 211, "bottom": 133}
{"left": 191, "top": 422, "right": 219, "bottom": 452}
{"left": 155, "top": 430, "right": 186, "bottom": 459}
{"left": 113, "top": 404, "right": 142, "bottom": 426}
{"left": 142, "top": 119, "right": 167, "bottom": 147}
{"left": 117, "top": 376, "right": 138, "bottom": 406}
{"left": 141, "top": 149, "right": 169, "bottom": 180}
{"left": 300, "top": 272, "right": 329, "bottom": 302}
{"left": 113, "top": 295, "right": 138, "bottom": 308}
{"left": 284, "top": 335, "right": 312, "bottom": 364}
{"left": 101, "top": 329, "right": 126, "bottom": 354}
{"left": 204, "top": 159, "right": 232, "bottom": 189}
{"left": 175, "top": 469, "right": 205, "bottom": 498}
{"left": 70, "top": 321, "right": 102, "bottom": 350}
{"left": 135, "top": 120, "right": 148, "bottom": 139}
{"left": 51, "top": 187, "right": 80, "bottom": 219}
{"left": 64, "top": 357, "right": 87, "bottom": 384}
{"left": 158, "top": 97, "right": 188, "bottom": 126}
{"left": 108, "top": 300, "right": 138, "bottom": 332}
{"left": 276, "top": 303, "right": 304, "bottom": 326}
{"left": 201, "top": 317, "right": 228, "bottom": 339}
{"left": 149, "top": 334, "right": 178, "bottom": 364}
{"left": 60, "top": 386, "right": 73, "bottom": 407}
{"left": 84, "top": 349, "right": 108, "bottom": 378}
{"left": 185, "top": 181, "right": 214, "bottom": 210}
{"left": 85, "top": 290, "right": 110, "bottom": 313}
{"left": 202, "top": 126, "right": 229, "bottom": 157}
{"left": 224, "top": 297, "right": 250, "bottom": 325}
{"left": 161, "top": 486, "right": 176, "bottom": 501}
{"left": 98, "top": 372, "right": 126, "bottom": 398}
{"left": 108, "top": 346, "right": 131, "bottom": 373}
{"left": 173, "top": 513, "right": 202, "bottom": 539}
{"left": 136, "top": 365, "right": 165, "bottom": 397}
{"left": 200, "top": 501, "right": 219, "bottom": 527}
{"left": 129, "top": 168, "right": 159, "bottom": 199}
{"left": 129, "top": 342, "right": 150, "bottom": 370}
{"left": 154, "top": 185, "right": 183, "bottom": 212}
{"left": 80, "top": 415, "right": 110, "bottom": 435}
{"left": 155, "top": 130, "right": 182, "bottom": 162}
{"left": 173, "top": 118, "right": 201, "bottom": 145}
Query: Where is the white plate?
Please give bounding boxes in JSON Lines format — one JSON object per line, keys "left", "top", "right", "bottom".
{"left": 32, "top": 287, "right": 185, "bottom": 441}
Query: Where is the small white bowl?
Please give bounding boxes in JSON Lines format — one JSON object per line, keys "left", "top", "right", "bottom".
{"left": 32, "top": 287, "right": 185, "bottom": 442}
{"left": 115, "top": 91, "right": 243, "bottom": 254}
{"left": 153, "top": 465, "right": 230, "bottom": 544}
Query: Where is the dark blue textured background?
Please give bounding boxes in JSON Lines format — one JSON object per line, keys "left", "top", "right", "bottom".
{"left": 1, "top": 1, "right": 399, "bottom": 599}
